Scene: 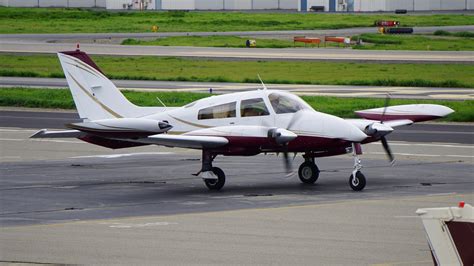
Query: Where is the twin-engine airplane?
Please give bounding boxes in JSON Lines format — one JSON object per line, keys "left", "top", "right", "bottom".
{"left": 32, "top": 49, "right": 454, "bottom": 191}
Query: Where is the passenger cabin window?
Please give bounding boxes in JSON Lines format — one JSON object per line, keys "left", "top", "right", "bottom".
{"left": 269, "top": 93, "right": 309, "bottom": 114}
{"left": 198, "top": 102, "right": 236, "bottom": 120}
{"left": 240, "top": 98, "right": 269, "bottom": 117}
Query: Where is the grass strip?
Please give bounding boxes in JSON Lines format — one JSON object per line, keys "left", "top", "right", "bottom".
{"left": 122, "top": 36, "right": 313, "bottom": 48}
{"left": 0, "top": 88, "right": 471, "bottom": 122}
{"left": 123, "top": 33, "right": 474, "bottom": 51}
{"left": 353, "top": 33, "right": 474, "bottom": 51}
{"left": 433, "top": 30, "right": 474, "bottom": 38}
{"left": 1, "top": 54, "right": 473, "bottom": 88}
{"left": 1, "top": 7, "right": 473, "bottom": 34}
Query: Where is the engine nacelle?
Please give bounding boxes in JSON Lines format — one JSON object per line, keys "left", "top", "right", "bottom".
{"left": 67, "top": 118, "right": 172, "bottom": 137}
{"left": 364, "top": 122, "right": 393, "bottom": 138}
{"left": 268, "top": 127, "right": 298, "bottom": 145}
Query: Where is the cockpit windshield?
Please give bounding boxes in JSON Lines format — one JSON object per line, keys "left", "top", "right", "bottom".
{"left": 268, "top": 92, "right": 312, "bottom": 114}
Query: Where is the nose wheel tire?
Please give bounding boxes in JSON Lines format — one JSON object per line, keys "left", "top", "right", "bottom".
{"left": 349, "top": 171, "right": 366, "bottom": 191}
{"left": 298, "top": 162, "right": 320, "bottom": 184}
{"left": 204, "top": 167, "right": 226, "bottom": 191}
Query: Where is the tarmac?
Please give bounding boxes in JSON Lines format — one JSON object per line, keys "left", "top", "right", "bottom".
{"left": 2, "top": 41, "right": 473, "bottom": 63}
{"left": 0, "top": 110, "right": 473, "bottom": 265}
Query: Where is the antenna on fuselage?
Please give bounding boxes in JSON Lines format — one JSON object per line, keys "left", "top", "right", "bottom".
{"left": 156, "top": 97, "right": 167, "bottom": 111}
{"left": 257, "top": 74, "right": 268, "bottom": 90}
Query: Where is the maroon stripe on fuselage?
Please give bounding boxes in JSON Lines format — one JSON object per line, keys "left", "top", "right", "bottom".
{"left": 60, "top": 50, "right": 104, "bottom": 74}
{"left": 355, "top": 112, "right": 439, "bottom": 123}
{"left": 446, "top": 221, "right": 474, "bottom": 266}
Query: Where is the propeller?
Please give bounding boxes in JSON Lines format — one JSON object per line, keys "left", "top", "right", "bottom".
{"left": 380, "top": 136, "right": 394, "bottom": 164}
{"left": 380, "top": 93, "right": 395, "bottom": 164}
{"left": 259, "top": 75, "right": 300, "bottom": 175}
{"left": 380, "top": 92, "right": 391, "bottom": 123}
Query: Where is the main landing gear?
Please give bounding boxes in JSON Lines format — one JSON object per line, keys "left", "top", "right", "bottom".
{"left": 198, "top": 151, "right": 225, "bottom": 191}
{"left": 298, "top": 156, "right": 320, "bottom": 184}
{"left": 298, "top": 145, "right": 367, "bottom": 191}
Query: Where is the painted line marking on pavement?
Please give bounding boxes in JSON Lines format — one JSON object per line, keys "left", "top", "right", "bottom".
{"left": 368, "top": 152, "right": 473, "bottom": 159}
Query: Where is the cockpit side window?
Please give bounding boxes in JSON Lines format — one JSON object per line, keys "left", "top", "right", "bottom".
{"left": 240, "top": 98, "right": 269, "bottom": 117}
{"left": 198, "top": 102, "right": 236, "bottom": 120}
{"left": 269, "top": 93, "right": 309, "bottom": 114}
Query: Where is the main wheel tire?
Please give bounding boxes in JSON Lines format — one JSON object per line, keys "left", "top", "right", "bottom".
{"left": 298, "top": 161, "right": 320, "bottom": 184}
{"left": 204, "top": 167, "right": 226, "bottom": 191}
{"left": 349, "top": 171, "right": 366, "bottom": 191}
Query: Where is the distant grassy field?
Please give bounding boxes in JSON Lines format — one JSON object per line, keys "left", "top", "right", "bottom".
{"left": 1, "top": 7, "right": 473, "bottom": 33}
{"left": 1, "top": 54, "right": 473, "bottom": 88}
{"left": 353, "top": 32, "right": 474, "bottom": 51}
{"left": 1, "top": 87, "right": 471, "bottom": 122}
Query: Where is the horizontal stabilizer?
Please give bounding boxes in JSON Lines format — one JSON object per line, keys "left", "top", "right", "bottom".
{"left": 30, "top": 129, "right": 84, "bottom": 139}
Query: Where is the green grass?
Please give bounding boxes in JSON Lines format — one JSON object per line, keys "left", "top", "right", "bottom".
{"left": 1, "top": 7, "right": 473, "bottom": 33}
{"left": 1, "top": 54, "right": 473, "bottom": 88}
{"left": 0, "top": 87, "right": 471, "bottom": 122}
{"left": 123, "top": 33, "right": 474, "bottom": 51}
{"left": 433, "top": 30, "right": 474, "bottom": 38}
{"left": 353, "top": 33, "right": 474, "bottom": 51}
{"left": 121, "top": 36, "right": 311, "bottom": 48}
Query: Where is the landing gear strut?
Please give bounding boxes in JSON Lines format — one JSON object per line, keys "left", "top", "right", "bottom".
{"left": 349, "top": 143, "right": 366, "bottom": 191}
{"left": 199, "top": 151, "right": 225, "bottom": 191}
{"left": 298, "top": 155, "right": 320, "bottom": 184}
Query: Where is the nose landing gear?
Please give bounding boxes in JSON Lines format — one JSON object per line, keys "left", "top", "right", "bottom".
{"left": 349, "top": 143, "right": 366, "bottom": 191}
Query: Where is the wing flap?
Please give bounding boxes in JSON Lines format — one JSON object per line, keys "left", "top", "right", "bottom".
{"left": 133, "top": 134, "right": 229, "bottom": 149}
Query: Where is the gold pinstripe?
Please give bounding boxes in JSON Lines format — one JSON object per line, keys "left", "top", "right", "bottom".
{"left": 68, "top": 72, "right": 123, "bottom": 118}
{"left": 168, "top": 115, "right": 212, "bottom": 129}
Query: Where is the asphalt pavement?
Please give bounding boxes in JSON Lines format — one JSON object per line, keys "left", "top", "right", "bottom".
{"left": 1, "top": 109, "right": 472, "bottom": 264}
{"left": 0, "top": 109, "right": 472, "bottom": 144}
{"left": 2, "top": 40, "right": 473, "bottom": 63}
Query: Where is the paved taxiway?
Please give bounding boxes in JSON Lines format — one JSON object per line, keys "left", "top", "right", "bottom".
{"left": 2, "top": 41, "right": 473, "bottom": 63}
{"left": 1, "top": 110, "right": 473, "bottom": 265}
{"left": 2, "top": 77, "right": 473, "bottom": 100}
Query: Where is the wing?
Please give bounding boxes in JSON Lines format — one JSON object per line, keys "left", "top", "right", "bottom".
{"left": 346, "top": 119, "right": 414, "bottom": 131}
{"left": 354, "top": 104, "right": 454, "bottom": 123}
{"left": 131, "top": 134, "right": 229, "bottom": 149}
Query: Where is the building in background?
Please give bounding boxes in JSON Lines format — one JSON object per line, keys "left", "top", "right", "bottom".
{"left": 1, "top": 0, "right": 473, "bottom": 11}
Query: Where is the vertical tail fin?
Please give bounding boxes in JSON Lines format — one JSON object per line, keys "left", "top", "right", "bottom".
{"left": 58, "top": 50, "right": 160, "bottom": 121}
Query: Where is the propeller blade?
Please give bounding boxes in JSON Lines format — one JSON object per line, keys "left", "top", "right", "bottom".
{"left": 380, "top": 136, "right": 395, "bottom": 164}
{"left": 286, "top": 110, "right": 302, "bottom": 130}
{"left": 381, "top": 93, "right": 391, "bottom": 123}
{"left": 283, "top": 151, "right": 293, "bottom": 175}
